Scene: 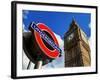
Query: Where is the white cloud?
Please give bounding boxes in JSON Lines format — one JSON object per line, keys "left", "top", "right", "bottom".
{"left": 22, "top": 50, "right": 35, "bottom": 70}
{"left": 23, "top": 24, "right": 28, "bottom": 32}
{"left": 22, "top": 51, "right": 30, "bottom": 69}
{"left": 88, "top": 22, "right": 91, "bottom": 51}
{"left": 23, "top": 10, "right": 29, "bottom": 19}
{"left": 54, "top": 33, "right": 64, "bottom": 50}
{"left": 88, "top": 22, "right": 91, "bottom": 29}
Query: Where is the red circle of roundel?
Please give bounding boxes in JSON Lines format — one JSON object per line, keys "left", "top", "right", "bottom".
{"left": 34, "top": 23, "right": 60, "bottom": 59}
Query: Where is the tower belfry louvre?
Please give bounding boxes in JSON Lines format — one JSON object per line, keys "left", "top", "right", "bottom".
{"left": 64, "top": 19, "right": 91, "bottom": 67}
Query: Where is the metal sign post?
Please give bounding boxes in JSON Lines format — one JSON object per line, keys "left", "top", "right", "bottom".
{"left": 34, "top": 60, "right": 43, "bottom": 69}
{"left": 27, "top": 61, "right": 31, "bottom": 69}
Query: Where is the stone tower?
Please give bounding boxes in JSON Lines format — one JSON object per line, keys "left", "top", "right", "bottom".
{"left": 64, "top": 19, "right": 91, "bottom": 67}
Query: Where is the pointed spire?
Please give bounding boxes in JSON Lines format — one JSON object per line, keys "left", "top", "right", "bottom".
{"left": 64, "top": 17, "right": 79, "bottom": 38}
{"left": 69, "top": 17, "right": 78, "bottom": 30}
{"left": 71, "top": 17, "right": 77, "bottom": 25}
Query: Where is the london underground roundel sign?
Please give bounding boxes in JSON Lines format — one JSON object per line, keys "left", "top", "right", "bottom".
{"left": 30, "top": 22, "right": 61, "bottom": 59}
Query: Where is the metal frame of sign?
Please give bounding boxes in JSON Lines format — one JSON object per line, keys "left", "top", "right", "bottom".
{"left": 11, "top": 1, "right": 98, "bottom": 79}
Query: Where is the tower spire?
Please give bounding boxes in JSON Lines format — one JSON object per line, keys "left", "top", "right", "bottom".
{"left": 69, "top": 17, "right": 78, "bottom": 30}
{"left": 71, "top": 17, "right": 77, "bottom": 25}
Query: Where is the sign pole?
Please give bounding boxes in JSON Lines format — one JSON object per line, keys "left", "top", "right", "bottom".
{"left": 34, "top": 60, "right": 43, "bottom": 69}
{"left": 27, "top": 61, "right": 31, "bottom": 69}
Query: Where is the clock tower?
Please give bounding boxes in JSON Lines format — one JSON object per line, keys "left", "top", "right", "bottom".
{"left": 64, "top": 19, "right": 91, "bottom": 67}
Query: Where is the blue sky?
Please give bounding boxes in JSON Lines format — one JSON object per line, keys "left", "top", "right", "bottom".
{"left": 23, "top": 10, "right": 91, "bottom": 39}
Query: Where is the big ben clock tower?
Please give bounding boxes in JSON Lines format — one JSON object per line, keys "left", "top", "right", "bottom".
{"left": 64, "top": 19, "right": 91, "bottom": 67}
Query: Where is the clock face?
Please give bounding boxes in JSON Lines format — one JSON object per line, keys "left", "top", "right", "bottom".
{"left": 67, "top": 33, "right": 74, "bottom": 41}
